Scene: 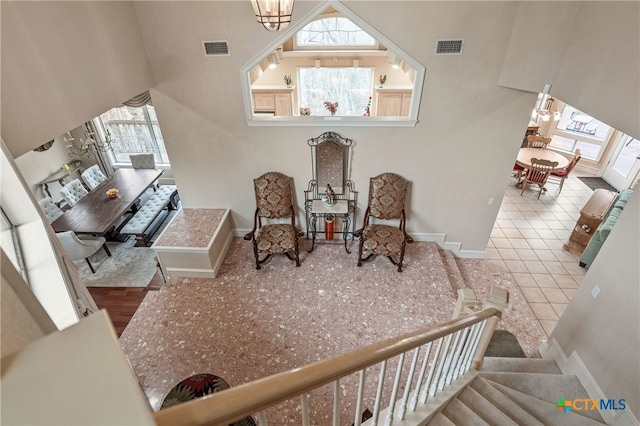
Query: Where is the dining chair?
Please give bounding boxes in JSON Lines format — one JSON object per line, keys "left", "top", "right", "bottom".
{"left": 526, "top": 135, "right": 552, "bottom": 149}
{"left": 81, "top": 164, "right": 107, "bottom": 190}
{"left": 37, "top": 196, "right": 64, "bottom": 223}
{"left": 130, "top": 153, "right": 156, "bottom": 169}
{"left": 244, "top": 171, "right": 302, "bottom": 270}
{"left": 520, "top": 158, "right": 558, "bottom": 199}
{"left": 59, "top": 178, "right": 89, "bottom": 207}
{"left": 547, "top": 149, "right": 581, "bottom": 194}
{"left": 56, "top": 231, "right": 111, "bottom": 273}
{"left": 354, "top": 172, "right": 414, "bottom": 272}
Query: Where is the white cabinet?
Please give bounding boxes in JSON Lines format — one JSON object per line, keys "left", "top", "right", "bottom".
{"left": 252, "top": 86, "right": 294, "bottom": 116}
{"left": 375, "top": 88, "right": 412, "bottom": 117}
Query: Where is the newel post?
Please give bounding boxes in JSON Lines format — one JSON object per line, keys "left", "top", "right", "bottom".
{"left": 451, "top": 288, "right": 479, "bottom": 319}
{"left": 471, "top": 286, "right": 509, "bottom": 371}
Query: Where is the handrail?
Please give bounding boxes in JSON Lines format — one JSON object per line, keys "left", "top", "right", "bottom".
{"left": 154, "top": 307, "right": 500, "bottom": 426}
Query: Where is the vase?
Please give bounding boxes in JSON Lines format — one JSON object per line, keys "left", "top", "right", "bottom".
{"left": 325, "top": 216, "right": 334, "bottom": 241}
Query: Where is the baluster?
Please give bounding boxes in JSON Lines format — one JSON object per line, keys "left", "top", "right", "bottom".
{"left": 438, "top": 330, "right": 461, "bottom": 391}
{"left": 258, "top": 411, "right": 268, "bottom": 425}
{"left": 333, "top": 380, "right": 340, "bottom": 426}
{"left": 465, "top": 319, "right": 487, "bottom": 371}
{"left": 420, "top": 337, "right": 443, "bottom": 404}
{"left": 447, "top": 327, "right": 470, "bottom": 385}
{"left": 354, "top": 369, "right": 366, "bottom": 426}
{"left": 455, "top": 324, "right": 478, "bottom": 379}
{"left": 429, "top": 334, "right": 453, "bottom": 397}
{"left": 384, "top": 353, "right": 405, "bottom": 426}
{"left": 410, "top": 342, "right": 432, "bottom": 411}
{"left": 397, "top": 347, "right": 420, "bottom": 419}
{"left": 372, "top": 360, "right": 387, "bottom": 426}
{"left": 301, "top": 393, "right": 310, "bottom": 426}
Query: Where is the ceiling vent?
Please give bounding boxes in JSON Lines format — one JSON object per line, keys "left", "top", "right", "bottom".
{"left": 435, "top": 39, "right": 464, "bottom": 55}
{"left": 203, "top": 40, "right": 230, "bottom": 56}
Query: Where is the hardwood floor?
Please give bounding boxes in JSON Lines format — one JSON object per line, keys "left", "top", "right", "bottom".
{"left": 88, "top": 270, "right": 164, "bottom": 337}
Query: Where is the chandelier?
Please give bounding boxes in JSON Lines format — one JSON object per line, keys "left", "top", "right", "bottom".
{"left": 252, "top": 0, "right": 294, "bottom": 31}
{"left": 533, "top": 96, "right": 561, "bottom": 122}
{"left": 65, "top": 123, "right": 115, "bottom": 157}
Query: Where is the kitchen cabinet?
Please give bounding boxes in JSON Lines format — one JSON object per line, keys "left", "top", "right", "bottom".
{"left": 375, "top": 88, "right": 412, "bottom": 116}
{"left": 252, "top": 86, "right": 294, "bottom": 116}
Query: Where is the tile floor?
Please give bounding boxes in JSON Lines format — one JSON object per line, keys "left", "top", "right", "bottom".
{"left": 486, "top": 172, "right": 597, "bottom": 336}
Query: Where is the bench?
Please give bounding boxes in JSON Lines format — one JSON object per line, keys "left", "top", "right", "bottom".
{"left": 121, "top": 185, "right": 179, "bottom": 246}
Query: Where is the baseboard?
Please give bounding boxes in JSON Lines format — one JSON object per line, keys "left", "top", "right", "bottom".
{"left": 165, "top": 268, "right": 216, "bottom": 283}
{"left": 540, "top": 337, "right": 639, "bottom": 425}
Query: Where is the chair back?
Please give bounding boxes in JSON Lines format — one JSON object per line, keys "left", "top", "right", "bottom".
{"left": 565, "top": 149, "right": 582, "bottom": 175}
{"left": 37, "top": 196, "right": 63, "bottom": 223}
{"left": 56, "top": 231, "right": 96, "bottom": 261}
{"left": 130, "top": 153, "right": 156, "bottom": 169}
{"left": 81, "top": 165, "right": 106, "bottom": 190}
{"left": 59, "top": 179, "right": 88, "bottom": 207}
{"left": 527, "top": 135, "right": 551, "bottom": 149}
{"left": 367, "top": 173, "right": 409, "bottom": 220}
{"left": 253, "top": 172, "right": 293, "bottom": 218}
{"left": 525, "top": 158, "right": 558, "bottom": 184}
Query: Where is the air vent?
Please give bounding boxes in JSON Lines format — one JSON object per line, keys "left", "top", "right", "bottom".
{"left": 203, "top": 40, "right": 230, "bottom": 56}
{"left": 435, "top": 39, "right": 464, "bottom": 55}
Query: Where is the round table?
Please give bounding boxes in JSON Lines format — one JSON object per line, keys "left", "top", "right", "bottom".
{"left": 516, "top": 148, "right": 569, "bottom": 171}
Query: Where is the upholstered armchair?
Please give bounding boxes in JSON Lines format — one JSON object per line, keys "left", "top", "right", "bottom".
{"left": 59, "top": 179, "right": 88, "bottom": 207}
{"left": 354, "top": 173, "right": 414, "bottom": 272}
{"left": 244, "top": 171, "right": 302, "bottom": 270}
{"left": 81, "top": 164, "right": 107, "bottom": 190}
{"left": 56, "top": 231, "right": 111, "bottom": 273}
{"left": 37, "top": 196, "right": 64, "bottom": 223}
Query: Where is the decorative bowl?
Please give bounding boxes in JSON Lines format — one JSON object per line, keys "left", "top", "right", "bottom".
{"left": 106, "top": 188, "right": 119, "bottom": 199}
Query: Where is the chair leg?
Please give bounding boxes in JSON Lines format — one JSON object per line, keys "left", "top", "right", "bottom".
{"left": 85, "top": 258, "right": 96, "bottom": 274}
{"left": 103, "top": 243, "right": 111, "bottom": 257}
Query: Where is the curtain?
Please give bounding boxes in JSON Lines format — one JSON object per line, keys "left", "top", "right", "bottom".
{"left": 122, "top": 90, "right": 153, "bottom": 107}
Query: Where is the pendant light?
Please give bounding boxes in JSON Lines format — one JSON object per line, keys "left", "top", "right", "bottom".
{"left": 252, "top": 0, "right": 294, "bottom": 31}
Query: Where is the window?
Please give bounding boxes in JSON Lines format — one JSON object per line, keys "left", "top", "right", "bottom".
{"left": 548, "top": 102, "right": 613, "bottom": 161}
{"left": 98, "top": 105, "right": 170, "bottom": 166}
{"left": 295, "top": 17, "right": 376, "bottom": 49}
{"left": 298, "top": 68, "right": 373, "bottom": 116}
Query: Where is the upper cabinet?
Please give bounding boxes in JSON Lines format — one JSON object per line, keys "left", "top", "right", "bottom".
{"left": 375, "top": 88, "right": 412, "bottom": 117}
{"left": 252, "top": 87, "right": 294, "bottom": 116}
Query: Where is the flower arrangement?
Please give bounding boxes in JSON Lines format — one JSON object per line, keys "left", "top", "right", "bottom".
{"left": 106, "top": 188, "right": 119, "bottom": 199}
{"left": 364, "top": 96, "right": 372, "bottom": 116}
{"left": 323, "top": 101, "right": 338, "bottom": 115}
{"left": 379, "top": 74, "right": 387, "bottom": 87}
{"left": 284, "top": 74, "right": 292, "bottom": 86}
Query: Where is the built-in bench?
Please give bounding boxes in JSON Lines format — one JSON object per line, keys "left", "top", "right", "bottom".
{"left": 121, "top": 185, "right": 179, "bottom": 246}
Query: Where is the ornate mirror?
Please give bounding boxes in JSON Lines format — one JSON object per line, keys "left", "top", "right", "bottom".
{"left": 308, "top": 131, "right": 352, "bottom": 196}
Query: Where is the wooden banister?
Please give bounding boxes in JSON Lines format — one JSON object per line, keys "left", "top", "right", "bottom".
{"left": 154, "top": 307, "right": 501, "bottom": 426}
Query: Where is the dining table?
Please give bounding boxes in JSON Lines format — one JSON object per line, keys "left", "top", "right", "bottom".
{"left": 516, "top": 147, "right": 570, "bottom": 172}
{"left": 52, "top": 168, "right": 163, "bottom": 237}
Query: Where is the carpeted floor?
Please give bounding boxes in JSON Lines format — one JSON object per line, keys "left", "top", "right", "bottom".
{"left": 577, "top": 176, "right": 618, "bottom": 192}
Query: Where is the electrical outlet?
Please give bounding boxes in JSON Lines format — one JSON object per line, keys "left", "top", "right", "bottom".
{"left": 488, "top": 198, "right": 494, "bottom": 206}
{"left": 591, "top": 285, "right": 600, "bottom": 298}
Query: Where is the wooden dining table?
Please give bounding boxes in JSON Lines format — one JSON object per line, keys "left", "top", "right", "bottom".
{"left": 516, "top": 147, "right": 570, "bottom": 172}
{"left": 52, "top": 168, "right": 163, "bottom": 237}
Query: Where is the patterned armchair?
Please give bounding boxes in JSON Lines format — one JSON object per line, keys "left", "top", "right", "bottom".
{"left": 244, "top": 172, "right": 302, "bottom": 269}
{"left": 354, "top": 173, "right": 414, "bottom": 272}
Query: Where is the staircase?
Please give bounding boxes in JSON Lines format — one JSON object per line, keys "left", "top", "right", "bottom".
{"left": 428, "top": 357, "right": 605, "bottom": 425}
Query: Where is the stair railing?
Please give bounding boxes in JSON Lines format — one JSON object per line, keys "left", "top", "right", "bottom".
{"left": 154, "top": 286, "right": 509, "bottom": 426}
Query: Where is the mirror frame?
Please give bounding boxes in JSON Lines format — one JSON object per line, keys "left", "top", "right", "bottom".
{"left": 241, "top": 0, "right": 425, "bottom": 128}
{"left": 308, "top": 131, "right": 352, "bottom": 196}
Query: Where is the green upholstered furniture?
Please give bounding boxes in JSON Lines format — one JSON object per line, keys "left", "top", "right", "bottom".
{"left": 580, "top": 188, "right": 634, "bottom": 268}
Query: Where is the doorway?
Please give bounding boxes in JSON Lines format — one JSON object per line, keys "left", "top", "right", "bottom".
{"left": 602, "top": 133, "right": 640, "bottom": 190}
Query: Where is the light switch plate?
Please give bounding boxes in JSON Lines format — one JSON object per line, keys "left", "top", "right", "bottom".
{"left": 591, "top": 285, "right": 600, "bottom": 298}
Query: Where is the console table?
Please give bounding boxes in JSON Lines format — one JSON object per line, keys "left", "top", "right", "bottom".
{"left": 305, "top": 198, "right": 356, "bottom": 253}
{"left": 36, "top": 159, "right": 84, "bottom": 198}
{"left": 563, "top": 188, "right": 617, "bottom": 255}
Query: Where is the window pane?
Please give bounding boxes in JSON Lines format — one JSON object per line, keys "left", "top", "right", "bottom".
{"left": 296, "top": 17, "right": 376, "bottom": 47}
{"left": 298, "top": 68, "right": 373, "bottom": 116}
{"left": 99, "top": 105, "right": 169, "bottom": 166}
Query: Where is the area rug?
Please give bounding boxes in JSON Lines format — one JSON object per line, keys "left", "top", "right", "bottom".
{"left": 577, "top": 176, "right": 618, "bottom": 192}
{"left": 76, "top": 237, "right": 157, "bottom": 287}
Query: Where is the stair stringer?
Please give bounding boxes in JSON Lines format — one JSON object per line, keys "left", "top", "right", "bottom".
{"left": 540, "top": 337, "right": 640, "bottom": 426}
{"left": 362, "top": 370, "right": 479, "bottom": 426}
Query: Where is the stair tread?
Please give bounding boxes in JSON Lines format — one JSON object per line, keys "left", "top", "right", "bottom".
{"left": 487, "top": 379, "right": 605, "bottom": 424}
{"left": 471, "top": 377, "right": 544, "bottom": 426}
{"left": 442, "top": 398, "right": 490, "bottom": 426}
{"left": 458, "top": 386, "right": 519, "bottom": 426}
{"left": 428, "top": 412, "right": 456, "bottom": 426}
{"left": 482, "top": 357, "right": 561, "bottom": 374}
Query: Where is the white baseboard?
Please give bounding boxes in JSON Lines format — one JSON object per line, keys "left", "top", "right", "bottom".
{"left": 540, "top": 337, "right": 639, "bottom": 425}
